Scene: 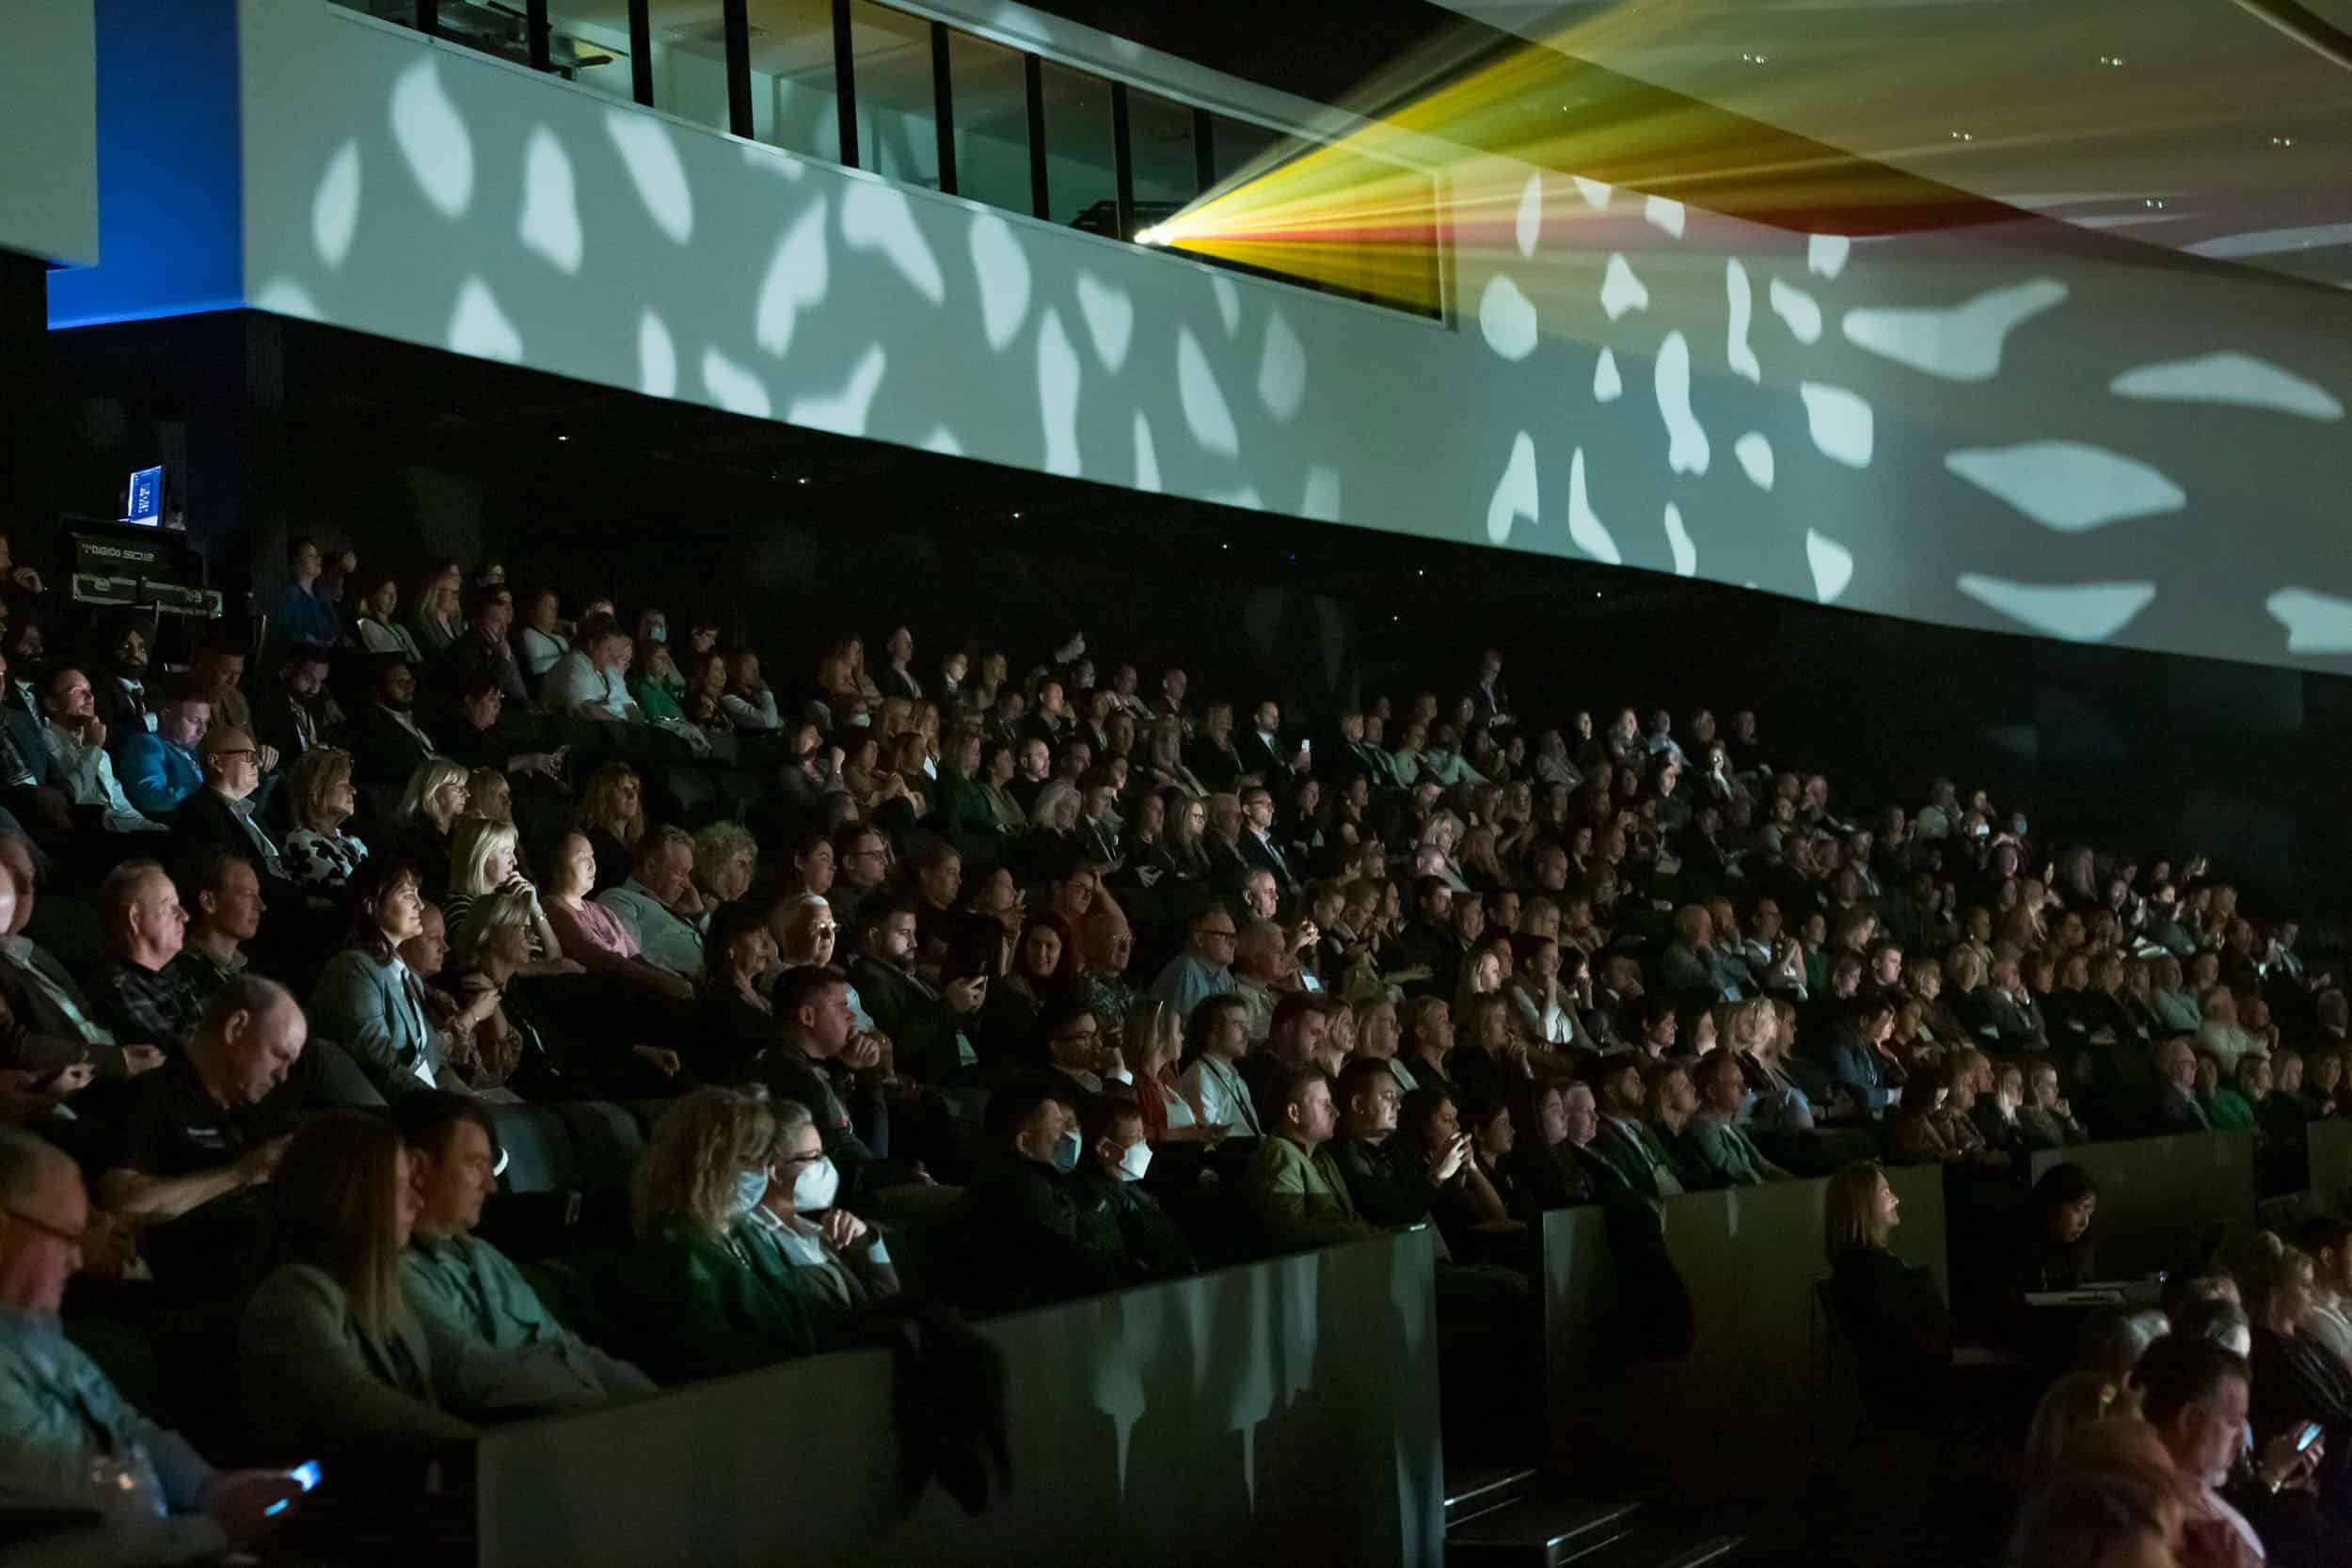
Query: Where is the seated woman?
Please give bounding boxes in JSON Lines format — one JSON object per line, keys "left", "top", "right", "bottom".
{"left": 692, "top": 820, "right": 759, "bottom": 910}
{"left": 977, "top": 911, "right": 1077, "bottom": 1070}
{"left": 612, "top": 1086, "right": 821, "bottom": 1383}
{"left": 458, "top": 889, "right": 678, "bottom": 1096}
{"left": 1019, "top": 782, "right": 1083, "bottom": 882}
{"left": 1159, "top": 790, "right": 1215, "bottom": 885}
{"left": 755, "top": 1097, "right": 899, "bottom": 1311}
{"left": 345, "top": 570, "right": 425, "bottom": 662}
{"left": 679, "top": 650, "right": 736, "bottom": 736}
{"left": 310, "top": 859, "right": 446, "bottom": 1098}
{"left": 627, "top": 638, "right": 697, "bottom": 732}
{"left": 389, "top": 759, "right": 469, "bottom": 903}
{"left": 240, "top": 1112, "right": 579, "bottom": 1484}
{"left": 574, "top": 764, "right": 645, "bottom": 895}
{"left": 2014, "top": 1162, "right": 2100, "bottom": 1295}
{"left": 1400, "top": 997, "right": 1458, "bottom": 1093}
{"left": 439, "top": 816, "right": 568, "bottom": 967}
{"left": 540, "top": 830, "right": 698, "bottom": 1005}
{"left": 282, "top": 745, "right": 371, "bottom": 891}
{"left": 1449, "top": 992, "right": 1532, "bottom": 1113}
{"left": 1500, "top": 1080, "right": 1596, "bottom": 1218}
{"left": 1400, "top": 1085, "right": 1518, "bottom": 1260}
{"left": 407, "top": 562, "right": 464, "bottom": 657}
{"left": 1822, "top": 1159, "right": 1952, "bottom": 1422}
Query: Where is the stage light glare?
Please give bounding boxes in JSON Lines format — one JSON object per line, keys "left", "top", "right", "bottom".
{"left": 1136, "top": 226, "right": 1168, "bottom": 245}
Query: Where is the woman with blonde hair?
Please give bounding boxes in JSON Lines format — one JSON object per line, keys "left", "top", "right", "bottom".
{"left": 691, "top": 820, "right": 758, "bottom": 908}
{"left": 407, "top": 562, "right": 465, "bottom": 657}
{"left": 574, "top": 763, "right": 645, "bottom": 893}
{"left": 440, "top": 816, "right": 567, "bottom": 968}
{"left": 614, "top": 1087, "right": 821, "bottom": 1382}
{"left": 1121, "top": 997, "right": 1217, "bottom": 1146}
{"left": 391, "top": 757, "right": 470, "bottom": 901}
{"left": 284, "top": 745, "right": 370, "bottom": 890}
{"left": 1823, "top": 1161, "right": 1952, "bottom": 1421}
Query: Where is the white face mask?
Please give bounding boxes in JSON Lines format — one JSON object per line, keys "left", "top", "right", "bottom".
{"left": 1105, "top": 1062, "right": 1134, "bottom": 1085}
{"left": 1117, "top": 1141, "right": 1152, "bottom": 1182}
{"left": 791, "top": 1155, "right": 839, "bottom": 1212}
{"left": 729, "top": 1168, "right": 771, "bottom": 1219}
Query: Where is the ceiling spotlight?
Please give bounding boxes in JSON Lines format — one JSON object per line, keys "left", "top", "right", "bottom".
{"left": 556, "top": 434, "right": 569, "bottom": 442}
{"left": 2143, "top": 198, "right": 2166, "bottom": 209}
{"left": 1739, "top": 52, "right": 1768, "bottom": 63}
{"left": 796, "top": 476, "right": 809, "bottom": 484}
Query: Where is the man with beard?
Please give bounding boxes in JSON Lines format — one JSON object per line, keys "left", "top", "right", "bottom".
{"left": 91, "top": 621, "right": 158, "bottom": 752}
{"left": 342, "top": 657, "right": 437, "bottom": 786}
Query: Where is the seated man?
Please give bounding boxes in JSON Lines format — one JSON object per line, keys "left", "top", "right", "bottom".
{"left": 115, "top": 679, "right": 210, "bottom": 821}
{"left": 96, "top": 976, "right": 307, "bottom": 1291}
{"left": 441, "top": 583, "right": 528, "bottom": 705}
{"left": 84, "top": 858, "right": 209, "bottom": 1053}
{"left": 1145, "top": 907, "right": 1238, "bottom": 1020}
{"left": 249, "top": 643, "right": 339, "bottom": 767}
{"left": 434, "top": 670, "right": 564, "bottom": 783}
{"left": 391, "top": 1091, "right": 655, "bottom": 1408}
{"left": 340, "top": 656, "right": 438, "bottom": 788}
{"left": 1328, "top": 1054, "right": 1447, "bottom": 1227}
{"left": 168, "top": 725, "right": 291, "bottom": 885}
{"left": 1067, "top": 1093, "right": 1195, "bottom": 1285}
{"left": 1243, "top": 990, "right": 1330, "bottom": 1132}
{"left": 1246, "top": 1066, "right": 1371, "bottom": 1252}
{"left": 543, "top": 616, "right": 644, "bottom": 725}
{"left": 0, "top": 1127, "right": 303, "bottom": 1559}
{"left": 39, "top": 664, "right": 166, "bottom": 839}
{"left": 174, "top": 845, "right": 262, "bottom": 1000}
{"left": 1677, "top": 1048, "right": 1793, "bottom": 1187}
{"left": 595, "top": 826, "right": 709, "bottom": 980}
{"left": 846, "top": 898, "right": 982, "bottom": 1085}
{"left": 949, "top": 1079, "right": 1120, "bottom": 1316}
{"left": 760, "top": 964, "right": 893, "bottom": 1202}
{"left": 0, "top": 833, "right": 163, "bottom": 1082}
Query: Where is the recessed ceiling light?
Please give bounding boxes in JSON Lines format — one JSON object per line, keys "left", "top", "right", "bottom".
{"left": 556, "top": 434, "right": 569, "bottom": 442}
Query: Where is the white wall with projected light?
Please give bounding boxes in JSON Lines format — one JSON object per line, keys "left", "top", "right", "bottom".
{"left": 216, "top": 0, "right": 2352, "bottom": 673}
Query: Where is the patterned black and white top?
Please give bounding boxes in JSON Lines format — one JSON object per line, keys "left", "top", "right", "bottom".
{"left": 284, "top": 827, "right": 370, "bottom": 889}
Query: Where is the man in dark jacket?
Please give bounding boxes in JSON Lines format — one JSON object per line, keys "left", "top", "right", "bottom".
{"left": 1066, "top": 1095, "right": 1194, "bottom": 1284}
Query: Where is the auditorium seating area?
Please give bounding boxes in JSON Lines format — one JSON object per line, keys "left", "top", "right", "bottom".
{"left": 3, "top": 538, "right": 2349, "bottom": 1567}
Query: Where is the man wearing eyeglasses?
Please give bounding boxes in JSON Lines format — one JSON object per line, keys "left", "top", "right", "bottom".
{"left": 167, "top": 726, "right": 289, "bottom": 887}
{"left": 1146, "top": 907, "right": 1240, "bottom": 1021}
{"left": 0, "top": 1126, "right": 304, "bottom": 1557}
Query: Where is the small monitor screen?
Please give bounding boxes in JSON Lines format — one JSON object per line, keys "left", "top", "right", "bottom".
{"left": 124, "top": 466, "right": 164, "bottom": 527}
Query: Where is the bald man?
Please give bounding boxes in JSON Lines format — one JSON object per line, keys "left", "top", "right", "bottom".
{"left": 0, "top": 1127, "right": 302, "bottom": 1556}
{"left": 168, "top": 725, "right": 286, "bottom": 883}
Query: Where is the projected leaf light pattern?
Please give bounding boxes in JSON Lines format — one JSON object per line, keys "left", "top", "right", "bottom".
{"left": 238, "top": 14, "right": 2352, "bottom": 668}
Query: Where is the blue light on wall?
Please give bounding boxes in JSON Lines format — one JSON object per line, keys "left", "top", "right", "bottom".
{"left": 46, "top": 0, "right": 244, "bottom": 329}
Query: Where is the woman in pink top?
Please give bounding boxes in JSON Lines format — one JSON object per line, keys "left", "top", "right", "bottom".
{"left": 544, "top": 832, "right": 696, "bottom": 1002}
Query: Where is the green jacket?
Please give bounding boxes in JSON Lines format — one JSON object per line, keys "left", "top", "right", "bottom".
{"left": 1248, "top": 1135, "right": 1372, "bottom": 1252}
{"left": 404, "top": 1232, "right": 657, "bottom": 1410}
{"left": 610, "top": 1215, "right": 822, "bottom": 1385}
{"left": 2208, "top": 1087, "right": 2258, "bottom": 1131}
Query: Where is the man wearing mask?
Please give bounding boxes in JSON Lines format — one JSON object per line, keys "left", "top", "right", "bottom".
{"left": 393, "top": 1092, "right": 654, "bottom": 1407}
{"left": 756, "top": 1097, "right": 900, "bottom": 1311}
{"left": 951, "top": 1081, "right": 1120, "bottom": 1315}
{"left": 1066, "top": 1095, "right": 1193, "bottom": 1285}
{"left": 0, "top": 1127, "right": 304, "bottom": 1558}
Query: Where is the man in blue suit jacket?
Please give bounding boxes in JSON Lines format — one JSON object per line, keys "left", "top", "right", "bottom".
{"left": 118, "top": 684, "right": 211, "bottom": 821}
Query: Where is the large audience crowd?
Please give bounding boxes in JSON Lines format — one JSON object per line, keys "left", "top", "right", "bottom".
{"left": 0, "top": 537, "right": 2343, "bottom": 1564}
